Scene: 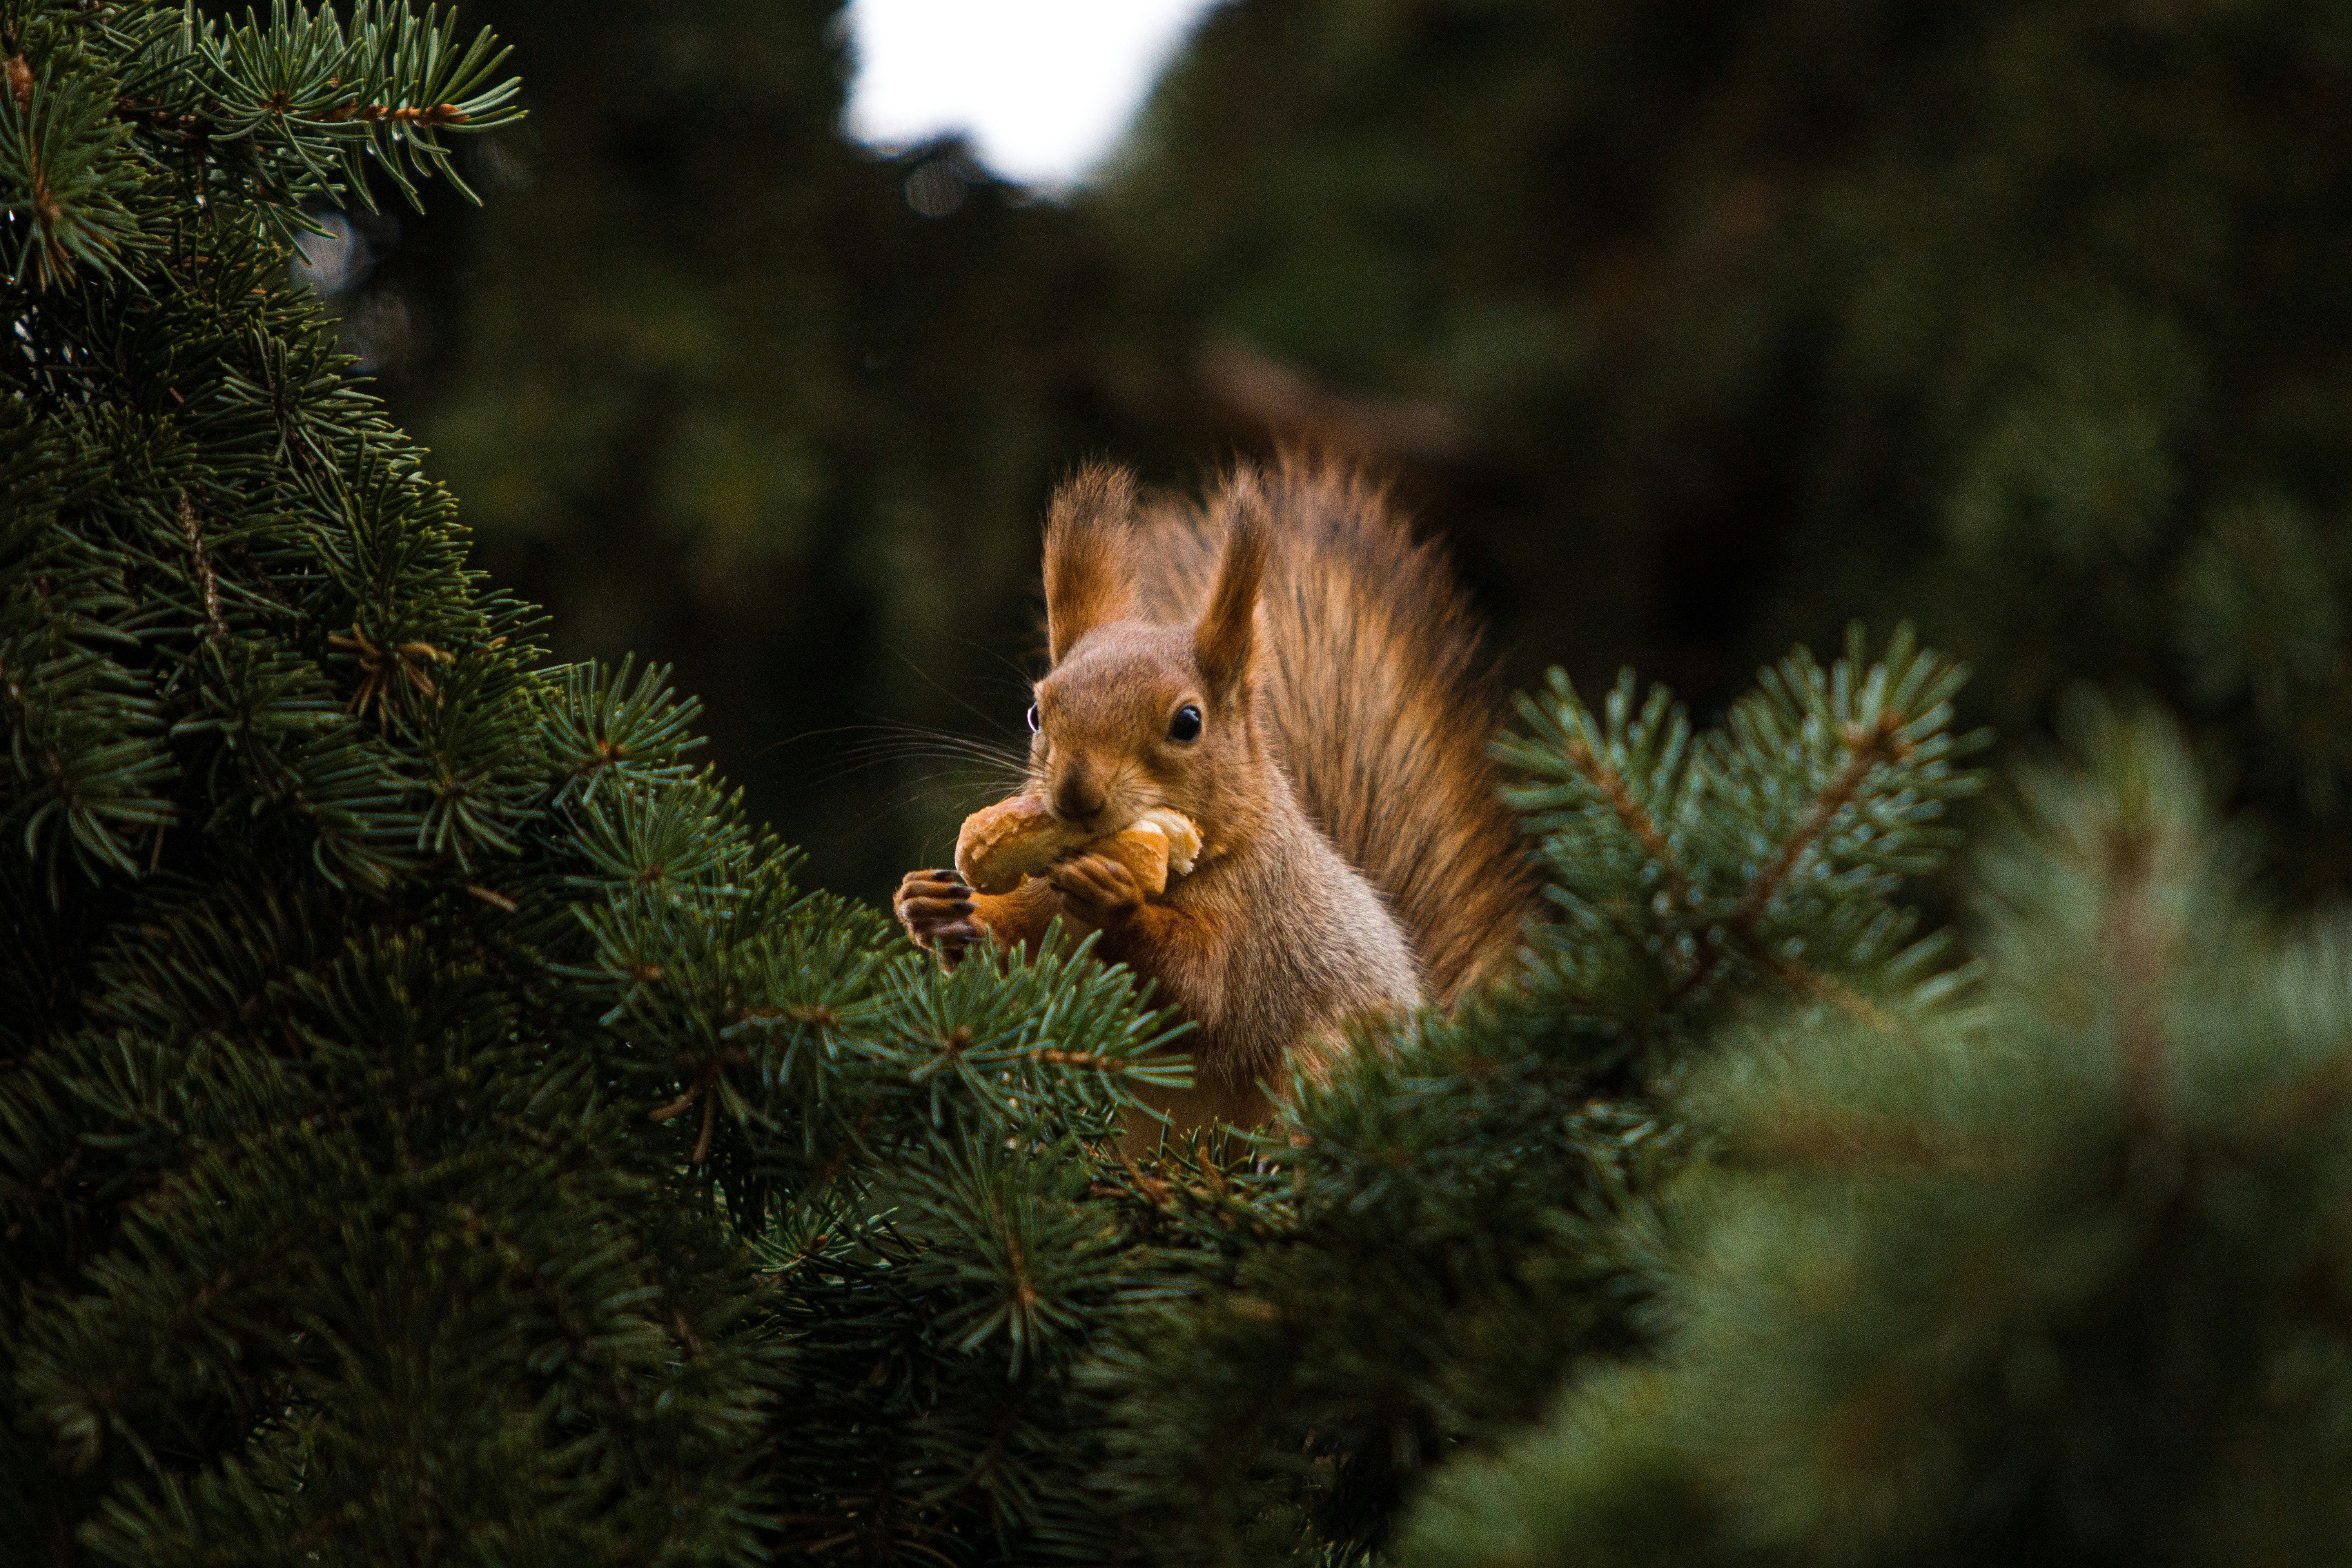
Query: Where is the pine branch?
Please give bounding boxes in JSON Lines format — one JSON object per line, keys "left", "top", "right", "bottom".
{"left": 1562, "top": 730, "right": 1692, "bottom": 902}
{"left": 117, "top": 0, "right": 523, "bottom": 230}
{"left": 0, "top": 69, "right": 148, "bottom": 288}
{"left": 1670, "top": 701, "right": 1916, "bottom": 1005}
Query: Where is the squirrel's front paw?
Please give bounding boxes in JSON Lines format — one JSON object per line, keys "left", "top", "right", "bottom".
{"left": 1047, "top": 851, "right": 1145, "bottom": 926}
{"left": 896, "top": 868, "right": 982, "bottom": 952}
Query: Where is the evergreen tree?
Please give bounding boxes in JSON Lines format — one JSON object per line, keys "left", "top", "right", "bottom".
{"left": 0, "top": 5, "right": 1191, "bottom": 1560}
{"left": 1397, "top": 698, "right": 2352, "bottom": 1566}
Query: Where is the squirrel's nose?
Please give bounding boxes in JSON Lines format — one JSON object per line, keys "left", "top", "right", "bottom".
{"left": 1051, "top": 769, "right": 1105, "bottom": 822}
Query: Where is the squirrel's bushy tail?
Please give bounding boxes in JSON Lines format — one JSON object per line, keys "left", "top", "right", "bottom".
{"left": 1133, "top": 453, "right": 1534, "bottom": 998}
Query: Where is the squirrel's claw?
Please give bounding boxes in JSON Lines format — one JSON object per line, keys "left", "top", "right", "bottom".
{"left": 896, "top": 868, "right": 980, "bottom": 952}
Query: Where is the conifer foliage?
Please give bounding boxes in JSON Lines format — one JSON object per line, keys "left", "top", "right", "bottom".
{"left": 0, "top": 4, "right": 1190, "bottom": 1561}
{"left": 1400, "top": 700, "right": 2352, "bottom": 1567}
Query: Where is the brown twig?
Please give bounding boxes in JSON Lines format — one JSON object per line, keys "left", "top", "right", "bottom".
{"left": 648, "top": 1048, "right": 751, "bottom": 1140}
{"left": 2100, "top": 831, "right": 2176, "bottom": 1143}
{"left": 693, "top": 1090, "right": 718, "bottom": 1166}
{"left": 1109, "top": 1136, "right": 1177, "bottom": 1212}
{"left": 327, "top": 622, "right": 452, "bottom": 724}
{"left": 648, "top": 1080, "right": 706, "bottom": 1124}
{"left": 1674, "top": 711, "right": 1911, "bottom": 1003}
{"left": 1566, "top": 738, "right": 1691, "bottom": 903}
{"left": 2239, "top": 1048, "right": 2352, "bottom": 1141}
{"left": 1733, "top": 1110, "right": 2005, "bottom": 1174}
{"left": 735, "top": 1003, "right": 838, "bottom": 1030}
{"left": 1760, "top": 950, "right": 1899, "bottom": 1031}
{"left": 316, "top": 100, "right": 470, "bottom": 127}
{"left": 179, "top": 495, "right": 226, "bottom": 641}
{"left": 1026, "top": 1046, "right": 1134, "bottom": 1072}
{"left": 1734, "top": 713, "right": 1908, "bottom": 933}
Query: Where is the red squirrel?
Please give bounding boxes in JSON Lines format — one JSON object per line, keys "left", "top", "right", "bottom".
{"left": 895, "top": 455, "right": 1534, "bottom": 1135}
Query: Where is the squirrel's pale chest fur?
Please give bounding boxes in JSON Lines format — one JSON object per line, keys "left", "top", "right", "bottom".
{"left": 1106, "top": 779, "right": 1421, "bottom": 1099}
{"left": 894, "top": 454, "right": 1533, "bottom": 1143}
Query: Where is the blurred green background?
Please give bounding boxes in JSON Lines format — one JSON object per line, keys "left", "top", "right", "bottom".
{"left": 330, "top": 0, "right": 2352, "bottom": 906}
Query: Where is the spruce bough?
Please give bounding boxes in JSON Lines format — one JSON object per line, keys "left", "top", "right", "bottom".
{"left": 1400, "top": 699, "right": 2352, "bottom": 1567}
{"left": 0, "top": 2, "right": 1194, "bottom": 1558}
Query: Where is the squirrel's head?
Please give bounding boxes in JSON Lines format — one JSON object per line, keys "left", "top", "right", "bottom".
{"left": 1027, "top": 463, "right": 1269, "bottom": 843}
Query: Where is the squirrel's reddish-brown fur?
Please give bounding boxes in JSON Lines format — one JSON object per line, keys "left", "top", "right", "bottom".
{"left": 1125, "top": 455, "right": 1534, "bottom": 1001}
{"left": 895, "top": 453, "right": 1534, "bottom": 1137}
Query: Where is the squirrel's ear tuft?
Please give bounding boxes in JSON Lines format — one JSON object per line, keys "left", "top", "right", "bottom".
{"left": 1196, "top": 470, "right": 1270, "bottom": 700}
{"left": 1044, "top": 463, "right": 1140, "bottom": 664}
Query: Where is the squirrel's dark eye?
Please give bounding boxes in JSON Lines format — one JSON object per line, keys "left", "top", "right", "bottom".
{"left": 1025, "top": 704, "right": 1041, "bottom": 734}
{"left": 1167, "top": 704, "right": 1203, "bottom": 744}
